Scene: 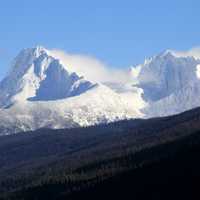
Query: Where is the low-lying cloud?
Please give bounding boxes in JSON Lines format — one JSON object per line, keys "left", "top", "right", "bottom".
{"left": 49, "top": 49, "right": 133, "bottom": 84}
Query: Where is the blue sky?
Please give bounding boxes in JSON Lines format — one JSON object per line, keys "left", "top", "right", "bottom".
{"left": 0, "top": 0, "right": 200, "bottom": 79}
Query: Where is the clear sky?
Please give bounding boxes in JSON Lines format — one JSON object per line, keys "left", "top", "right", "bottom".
{"left": 0, "top": 0, "right": 200, "bottom": 79}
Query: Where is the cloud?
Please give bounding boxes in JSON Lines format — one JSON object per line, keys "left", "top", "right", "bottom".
{"left": 48, "top": 46, "right": 200, "bottom": 85}
{"left": 171, "top": 47, "right": 200, "bottom": 59}
{"left": 49, "top": 49, "right": 133, "bottom": 84}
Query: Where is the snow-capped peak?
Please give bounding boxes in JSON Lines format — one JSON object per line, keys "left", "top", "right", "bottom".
{"left": 135, "top": 50, "right": 199, "bottom": 100}
{"left": 0, "top": 46, "right": 95, "bottom": 107}
{"left": 159, "top": 49, "right": 200, "bottom": 60}
{"left": 31, "top": 45, "right": 49, "bottom": 56}
{"left": 2, "top": 46, "right": 200, "bottom": 135}
{"left": 0, "top": 46, "right": 144, "bottom": 135}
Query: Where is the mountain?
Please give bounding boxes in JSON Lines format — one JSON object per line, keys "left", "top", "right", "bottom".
{"left": 130, "top": 50, "right": 200, "bottom": 117}
{"left": 0, "top": 46, "right": 142, "bottom": 135}
{"left": 0, "top": 46, "right": 96, "bottom": 106}
{"left": 1, "top": 47, "right": 200, "bottom": 135}
{"left": 1, "top": 107, "right": 200, "bottom": 199}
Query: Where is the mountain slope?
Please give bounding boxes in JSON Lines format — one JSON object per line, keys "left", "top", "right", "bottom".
{"left": 1, "top": 107, "right": 200, "bottom": 199}
{"left": 1, "top": 47, "right": 200, "bottom": 135}
{"left": 0, "top": 46, "right": 95, "bottom": 106}
{"left": 0, "top": 47, "right": 143, "bottom": 135}
{"left": 131, "top": 50, "right": 200, "bottom": 117}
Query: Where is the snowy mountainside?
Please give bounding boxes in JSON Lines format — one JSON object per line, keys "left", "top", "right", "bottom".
{"left": 0, "top": 84, "right": 143, "bottom": 136}
{"left": 1, "top": 47, "right": 200, "bottom": 135}
{"left": 131, "top": 50, "right": 200, "bottom": 117}
{"left": 0, "top": 46, "right": 144, "bottom": 135}
{"left": 0, "top": 47, "right": 94, "bottom": 107}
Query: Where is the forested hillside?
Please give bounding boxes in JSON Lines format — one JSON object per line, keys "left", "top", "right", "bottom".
{"left": 1, "top": 107, "right": 200, "bottom": 199}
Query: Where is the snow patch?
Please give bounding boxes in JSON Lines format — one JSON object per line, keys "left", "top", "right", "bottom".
{"left": 196, "top": 64, "right": 200, "bottom": 79}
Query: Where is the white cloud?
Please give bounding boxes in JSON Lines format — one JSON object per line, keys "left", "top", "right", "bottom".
{"left": 49, "top": 49, "right": 133, "bottom": 84}
{"left": 171, "top": 47, "right": 200, "bottom": 59}
{"left": 49, "top": 47, "right": 200, "bottom": 85}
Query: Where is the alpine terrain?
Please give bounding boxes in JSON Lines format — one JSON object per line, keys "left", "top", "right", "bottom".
{"left": 0, "top": 46, "right": 200, "bottom": 135}
{"left": 0, "top": 46, "right": 143, "bottom": 135}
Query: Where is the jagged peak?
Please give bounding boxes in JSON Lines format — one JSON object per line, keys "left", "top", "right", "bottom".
{"left": 158, "top": 49, "right": 199, "bottom": 60}
{"left": 0, "top": 46, "right": 97, "bottom": 105}
{"left": 7, "top": 46, "right": 49, "bottom": 78}
{"left": 153, "top": 49, "right": 177, "bottom": 60}
{"left": 19, "top": 45, "right": 50, "bottom": 59}
{"left": 33, "top": 45, "right": 49, "bottom": 56}
{"left": 132, "top": 50, "right": 173, "bottom": 69}
{"left": 159, "top": 49, "right": 174, "bottom": 55}
{"left": 137, "top": 49, "right": 198, "bottom": 70}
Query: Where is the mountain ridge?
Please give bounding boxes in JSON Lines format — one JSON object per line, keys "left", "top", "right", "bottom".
{"left": 1, "top": 106, "right": 200, "bottom": 199}
{"left": 0, "top": 46, "right": 143, "bottom": 135}
{"left": 0, "top": 46, "right": 200, "bottom": 135}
